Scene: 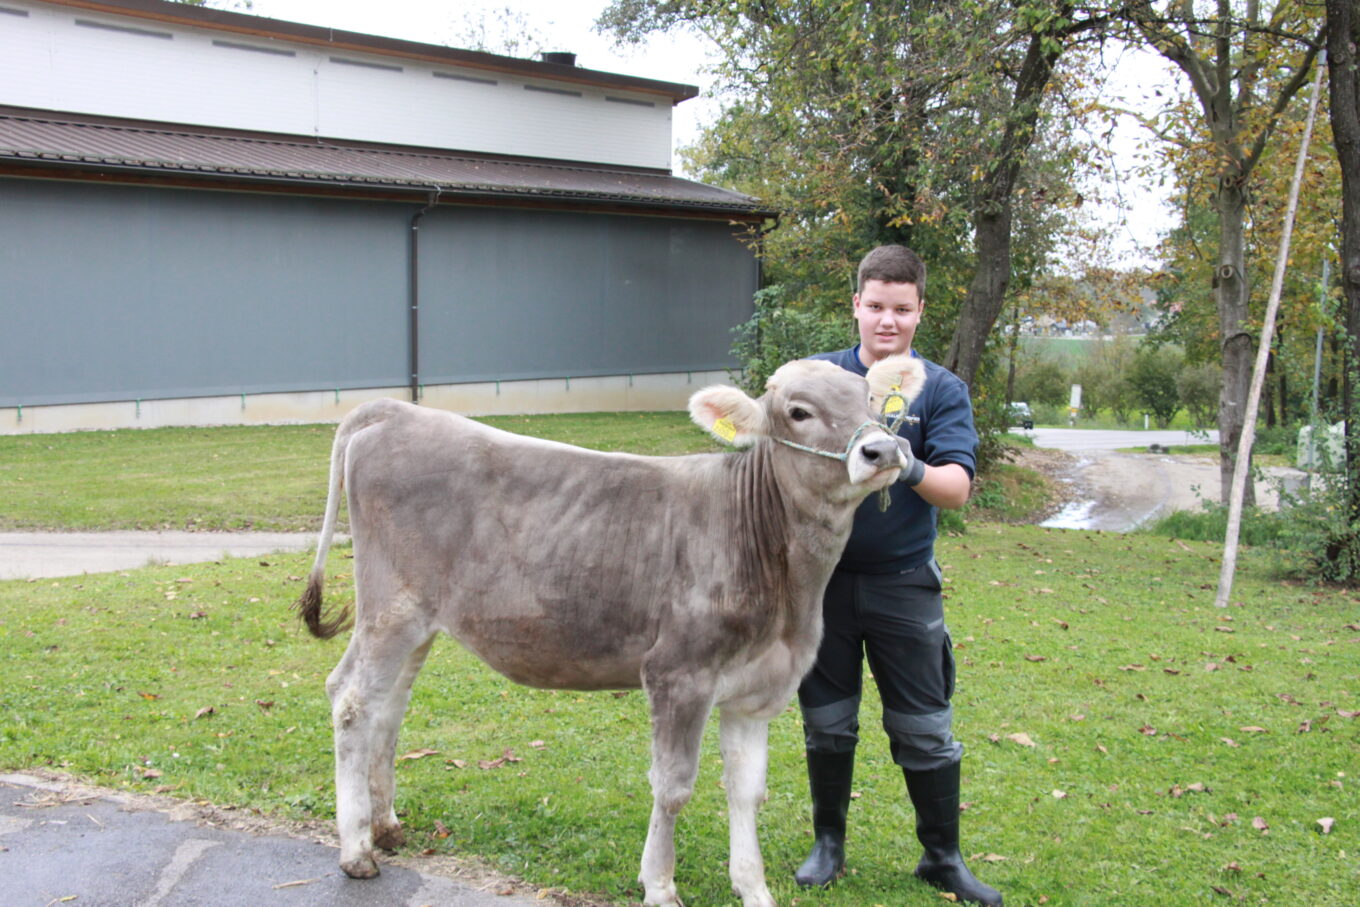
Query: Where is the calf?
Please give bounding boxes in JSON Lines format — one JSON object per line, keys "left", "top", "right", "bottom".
{"left": 294, "top": 355, "right": 924, "bottom": 906}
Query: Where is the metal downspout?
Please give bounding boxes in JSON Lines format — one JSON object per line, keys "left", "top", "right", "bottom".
{"left": 409, "top": 189, "right": 441, "bottom": 403}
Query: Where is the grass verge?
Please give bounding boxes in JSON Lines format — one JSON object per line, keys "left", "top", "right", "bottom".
{"left": 2, "top": 527, "right": 1356, "bottom": 905}
{"left": 0, "top": 414, "right": 722, "bottom": 532}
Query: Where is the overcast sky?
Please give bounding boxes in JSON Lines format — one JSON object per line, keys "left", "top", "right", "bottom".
{"left": 248, "top": 0, "right": 1174, "bottom": 268}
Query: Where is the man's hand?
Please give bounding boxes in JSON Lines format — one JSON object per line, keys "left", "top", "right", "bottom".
{"left": 897, "top": 437, "right": 925, "bottom": 487}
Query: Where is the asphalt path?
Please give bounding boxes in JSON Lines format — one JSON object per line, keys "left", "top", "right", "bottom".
{"left": 1027, "top": 426, "right": 1220, "bottom": 452}
{"left": 0, "top": 773, "right": 546, "bottom": 907}
{"left": 0, "top": 530, "right": 324, "bottom": 581}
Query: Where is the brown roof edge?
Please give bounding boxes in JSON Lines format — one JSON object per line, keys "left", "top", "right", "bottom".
{"left": 1, "top": 159, "right": 775, "bottom": 224}
{"left": 37, "top": 0, "right": 700, "bottom": 102}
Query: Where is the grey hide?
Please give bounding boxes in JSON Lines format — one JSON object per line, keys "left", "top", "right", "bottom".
{"left": 293, "top": 355, "right": 926, "bottom": 907}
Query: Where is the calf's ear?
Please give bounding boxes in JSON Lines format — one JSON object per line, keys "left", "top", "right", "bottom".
{"left": 867, "top": 354, "right": 927, "bottom": 416}
{"left": 689, "top": 385, "right": 767, "bottom": 447}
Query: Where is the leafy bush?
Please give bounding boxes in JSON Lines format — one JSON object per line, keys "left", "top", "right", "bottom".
{"left": 1014, "top": 358, "right": 1069, "bottom": 407}
{"left": 1176, "top": 361, "right": 1220, "bottom": 428}
{"left": 730, "top": 285, "right": 855, "bottom": 395}
{"left": 1129, "top": 344, "right": 1184, "bottom": 427}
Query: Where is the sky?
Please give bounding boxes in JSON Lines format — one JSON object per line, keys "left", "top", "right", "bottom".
{"left": 247, "top": 0, "right": 1174, "bottom": 268}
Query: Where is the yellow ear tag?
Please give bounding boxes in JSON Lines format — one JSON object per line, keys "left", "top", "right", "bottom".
{"left": 713, "top": 417, "right": 738, "bottom": 443}
{"left": 883, "top": 385, "right": 904, "bottom": 415}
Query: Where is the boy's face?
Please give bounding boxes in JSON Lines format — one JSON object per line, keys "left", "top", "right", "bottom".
{"left": 853, "top": 279, "right": 922, "bottom": 364}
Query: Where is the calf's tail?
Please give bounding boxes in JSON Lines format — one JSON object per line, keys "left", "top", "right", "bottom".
{"left": 294, "top": 404, "right": 387, "bottom": 639}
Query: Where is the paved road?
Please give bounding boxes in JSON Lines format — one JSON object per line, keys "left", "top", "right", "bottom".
{"left": 0, "top": 530, "right": 325, "bottom": 580}
{"left": 1027, "top": 427, "right": 1219, "bottom": 452}
{"left": 0, "top": 773, "right": 545, "bottom": 907}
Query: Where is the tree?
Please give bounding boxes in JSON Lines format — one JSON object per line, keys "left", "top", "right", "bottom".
{"left": 1177, "top": 360, "right": 1222, "bottom": 426}
{"left": 1130, "top": 342, "right": 1185, "bottom": 426}
{"left": 1325, "top": 0, "right": 1360, "bottom": 575}
{"left": 1120, "top": 1, "right": 1324, "bottom": 503}
{"left": 601, "top": 1, "right": 1107, "bottom": 391}
{"left": 1075, "top": 333, "right": 1140, "bottom": 421}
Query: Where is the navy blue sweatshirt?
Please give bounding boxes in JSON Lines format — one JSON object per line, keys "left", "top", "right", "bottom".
{"left": 810, "top": 346, "right": 978, "bottom": 573}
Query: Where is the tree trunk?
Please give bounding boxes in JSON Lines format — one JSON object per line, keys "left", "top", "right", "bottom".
{"left": 948, "top": 209, "right": 1014, "bottom": 387}
{"left": 942, "top": 15, "right": 1066, "bottom": 386}
{"left": 1216, "top": 181, "right": 1256, "bottom": 507}
{"left": 1328, "top": 0, "right": 1360, "bottom": 527}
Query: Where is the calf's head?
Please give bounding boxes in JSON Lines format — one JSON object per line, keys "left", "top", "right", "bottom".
{"left": 689, "top": 355, "right": 925, "bottom": 496}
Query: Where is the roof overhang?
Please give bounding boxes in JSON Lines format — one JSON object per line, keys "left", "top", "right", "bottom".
{"left": 0, "top": 107, "right": 775, "bottom": 222}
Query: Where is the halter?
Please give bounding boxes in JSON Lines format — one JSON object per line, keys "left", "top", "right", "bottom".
{"left": 770, "top": 388, "right": 913, "bottom": 511}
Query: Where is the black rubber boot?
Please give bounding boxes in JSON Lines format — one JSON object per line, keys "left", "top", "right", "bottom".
{"left": 903, "top": 762, "right": 1003, "bottom": 906}
{"left": 793, "top": 750, "right": 855, "bottom": 888}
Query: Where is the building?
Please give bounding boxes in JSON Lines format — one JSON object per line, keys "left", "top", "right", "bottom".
{"left": 0, "top": 0, "right": 769, "bottom": 434}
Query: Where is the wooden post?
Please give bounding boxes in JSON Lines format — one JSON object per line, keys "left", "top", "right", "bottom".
{"left": 1215, "top": 57, "right": 1327, "bottom": 607}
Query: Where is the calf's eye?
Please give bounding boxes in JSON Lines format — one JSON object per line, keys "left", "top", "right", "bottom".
{"left": 790, "top": 407, "right": 812, "bottom": 422}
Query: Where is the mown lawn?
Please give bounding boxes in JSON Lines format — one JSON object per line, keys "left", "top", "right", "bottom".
{"left": 0, "top": 413, "right": 723, "bottom": 532}
{"left": 2, "top": 527, "right": 1356, "bottom": 905}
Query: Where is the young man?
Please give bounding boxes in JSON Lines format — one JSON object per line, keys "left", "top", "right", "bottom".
{"left": 795, "top": 245, "right": 1001, "bottom": 905}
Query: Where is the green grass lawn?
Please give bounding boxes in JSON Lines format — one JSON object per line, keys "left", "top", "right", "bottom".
{"left": 2, "top": 529, "right": 1356, "bottom": 905}
{"left": 1, "top": 417, "right": 1356, "bottom": 904}
{"left": 0, "top": 413, "right": 723, "bottom": 532}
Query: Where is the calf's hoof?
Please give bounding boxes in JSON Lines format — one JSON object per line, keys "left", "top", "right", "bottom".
{"left": 373, "top": 824, "right": 406, "bottom": 851}
{"left": 340, "top": 854, "right": 381, "bottom": 879}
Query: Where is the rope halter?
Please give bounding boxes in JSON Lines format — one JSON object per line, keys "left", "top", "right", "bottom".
{"left": 771, "top": 386, "right": 913, "bottom": 511}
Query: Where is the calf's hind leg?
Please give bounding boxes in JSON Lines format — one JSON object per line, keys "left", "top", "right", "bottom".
{"left": 370, "top": 635, "right": 436, "bottom": 850}
{"left": 327, "top": 621, "right": 433, "bottom": 879}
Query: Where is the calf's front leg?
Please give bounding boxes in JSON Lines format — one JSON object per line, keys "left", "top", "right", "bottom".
{"left": 719, "top": 707, "right": 777, "bottom": 907}
{"left": 638, "top": 676, "right": 714, "bottom": 907}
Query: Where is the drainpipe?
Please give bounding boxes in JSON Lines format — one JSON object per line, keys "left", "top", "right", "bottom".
{"left": 409, "top": 188, "right": 441, "bottom": 403}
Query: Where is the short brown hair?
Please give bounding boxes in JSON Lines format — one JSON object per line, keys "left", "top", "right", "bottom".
{"left": 856, "top": 245, "right": 926, "bottom": 297}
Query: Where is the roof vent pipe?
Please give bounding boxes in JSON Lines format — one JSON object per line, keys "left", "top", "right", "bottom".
{"left": 540, "top": 52, "right": 576, "bottom": 66}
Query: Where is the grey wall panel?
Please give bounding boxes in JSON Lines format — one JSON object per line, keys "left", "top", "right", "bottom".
{"left": 0, "top": 179, "right": 409, "bottom": 407}
{"left": 415, "top": 208, "right": 756, "bottom": 384}
{"left": 0, "top": 180, "right": 759, "bottom": 410}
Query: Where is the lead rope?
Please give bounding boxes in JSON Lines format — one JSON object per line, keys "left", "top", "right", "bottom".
{"left": 875, "top": 386, "right": 910, "bottom": 511}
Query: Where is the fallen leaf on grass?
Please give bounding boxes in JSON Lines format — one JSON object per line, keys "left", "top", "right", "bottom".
{"left": 1212, "top": 886, "right": 1236, "bottom": 897}
{"left": 254, "top": 700, "right": 274, "bottom": 712}
{"left": 1317, "top": 817, "right": 1335, "bottom": 834}
{"left": 1223, "top": 861, "right": 1242, "bottom": 872}
{"left": 1339, "top": 709, "right": 1360, "bottom": 719}
{"left": 479, "top": 758, "right": 505, "bottom": 770}
{"left": 529, "top": 740, "right": 546, "bottom": 749}
{"left": 398, "top": 748, "right": 440, "bottom": 762}
{"left": 138, "top": 691, "right": 160, "bottom": 701}
{"left": 433, "top": 819, "right": 451, "bottom": 839}
{"left": 1205, "top": 662, "right": 1219, "bottom": 671}
{"left": 1052, "top": 790, "right": 1067, "bottom": 799}
{"left": 976, "top": 853, "right": 1007, "bottom": 862}
{"left": 1252, "top": 816, "right": 1269, "bottom": 834}
{"left": 1120, "top": 664, "right": 1146, "bottom": 672}
{"left": 1005, "top": 732, "right": 1036, "bottom": 747}
{"left": 1139, "top": 725, "right": 1157, "bottom": 736}
{"left": 1025, "top": 655, "right": 1047, "bottom": 662}
{"left": 1220, "top": 738, "right": 1239, "bottom": 747}
{"left": 141, "top": 768, "right": 162, "bottom": 780}
{"left": 1239, "top": 726, "right": 1268, "bottom": 734}
{"left": 194, "top": 706, "right": 215, "bottom": 719}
